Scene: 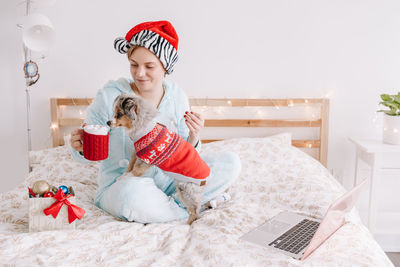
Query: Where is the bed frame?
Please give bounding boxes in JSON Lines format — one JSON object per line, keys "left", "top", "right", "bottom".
{"left": 50, "top": 98, "right": 329, "bottom": 166}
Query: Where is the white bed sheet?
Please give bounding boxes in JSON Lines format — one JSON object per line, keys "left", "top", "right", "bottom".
{"left": 0, "top": 134, "right": 393, "bottom": 266}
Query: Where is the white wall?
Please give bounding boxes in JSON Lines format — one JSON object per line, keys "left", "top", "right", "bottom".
{"left": 1, "top": 0, "right": 400, "bottom": 195}
{"left": 0, "top": 0, "right": 30, "bottom": 193}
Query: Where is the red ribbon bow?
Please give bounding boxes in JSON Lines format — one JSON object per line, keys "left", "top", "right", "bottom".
{"left": 43, "top": 189, "right": 85, "bottom": 224}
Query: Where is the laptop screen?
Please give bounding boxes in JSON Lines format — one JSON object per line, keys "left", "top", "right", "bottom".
{"left": 301, "top": 178, "right": 367, "bottom": 260}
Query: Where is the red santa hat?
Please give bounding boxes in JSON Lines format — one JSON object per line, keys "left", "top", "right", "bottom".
{"left": 114, "top": 20, "right": 179, "bottom": 74}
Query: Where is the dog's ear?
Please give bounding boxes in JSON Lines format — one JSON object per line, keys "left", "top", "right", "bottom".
{"left": 112, "top": 95, "right": 122, "bottom": 113}
{"left": 121, "top": 97, "right": 138, "bottom": 120}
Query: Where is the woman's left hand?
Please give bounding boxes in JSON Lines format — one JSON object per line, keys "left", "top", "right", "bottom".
{"left": 184, "top": 111, "right": 204, "bottom": 146}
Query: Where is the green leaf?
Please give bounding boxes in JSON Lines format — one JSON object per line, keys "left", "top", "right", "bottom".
{"left": 381, "top": 94, "right": 392, "bottom": 101}
{"left": 392, "top": 95, "right": 400, "bottom": 104}
{"left": 378, "top": 92, "right": 400, "bottom": 115}
{"left": 381, "top": 100, "right": 400, "bottom": 109}
{"left": 384, "top": 110, "right": 398, "bottom": 116}
{"left": 380, "top": 101, "right": 396, "bottom": 109}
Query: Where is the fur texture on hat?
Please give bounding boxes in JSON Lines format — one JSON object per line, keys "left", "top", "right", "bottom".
{"left": 114, "top": 21, "right": 179, "bottom": 74}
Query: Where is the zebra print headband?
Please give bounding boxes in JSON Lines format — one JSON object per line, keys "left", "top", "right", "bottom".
{"left": 114, "top": 21, "right": 179, "bottom": 74}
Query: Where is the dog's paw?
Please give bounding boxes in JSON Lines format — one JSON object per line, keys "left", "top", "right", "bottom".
{"left": 187, "top": 214, "right": 197, "bottom": 225}
{"left": 132, "top": 169, "right": 145, "bottom": 177}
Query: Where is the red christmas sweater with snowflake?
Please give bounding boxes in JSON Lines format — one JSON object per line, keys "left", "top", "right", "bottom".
{"left": 134, "top": 124, "right": 210, "bottom": 185}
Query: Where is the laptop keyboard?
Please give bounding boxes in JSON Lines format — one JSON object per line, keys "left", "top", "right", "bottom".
{"left": 268, "top": 219, "right": 320, "bottom": 255}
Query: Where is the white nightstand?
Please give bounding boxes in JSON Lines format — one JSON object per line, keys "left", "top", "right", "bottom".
{"left": 349, "top": 138, "right": 400, "bottom": 241}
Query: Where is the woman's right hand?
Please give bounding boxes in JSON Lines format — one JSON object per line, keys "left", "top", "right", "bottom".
{"left": 70, "top": 128, "right": 84, "bottom": 152}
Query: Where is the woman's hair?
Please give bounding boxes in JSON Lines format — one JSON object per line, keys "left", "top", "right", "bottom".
{"left": 127, "top": 45, "right": 138, "bottom": 59}
{"left": 127, "top": 45, "right": 167, "bottom": 76}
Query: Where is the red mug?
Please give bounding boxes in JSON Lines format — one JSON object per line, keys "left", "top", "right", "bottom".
{"left": 82, "top": 125, "right": 109, "bottom": 161}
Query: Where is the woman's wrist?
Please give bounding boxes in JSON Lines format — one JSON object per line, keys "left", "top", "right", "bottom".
{"left": 187, "top": 134, "right": 199, "bottom": 147}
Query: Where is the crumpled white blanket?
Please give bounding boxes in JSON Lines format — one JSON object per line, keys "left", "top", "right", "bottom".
{"left": 0, "top": 133, "right": 393, "bottom": 266}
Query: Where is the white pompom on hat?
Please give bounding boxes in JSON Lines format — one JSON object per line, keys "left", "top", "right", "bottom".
{"left": 114, "top": 20, "right": 179, "bottom": 74}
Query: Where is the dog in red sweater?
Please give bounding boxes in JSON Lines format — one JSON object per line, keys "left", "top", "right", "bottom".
{"left": 108, "top": 94, "right": 210, "bottom": 224}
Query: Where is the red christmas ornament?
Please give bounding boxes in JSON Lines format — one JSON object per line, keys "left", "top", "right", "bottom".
{"left": 43, "top": 191, "right": 54, "bottom": 197}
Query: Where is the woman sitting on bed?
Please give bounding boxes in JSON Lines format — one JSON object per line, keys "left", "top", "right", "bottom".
{"left": 69, "top": 20, "right": 241, "bottom": 223}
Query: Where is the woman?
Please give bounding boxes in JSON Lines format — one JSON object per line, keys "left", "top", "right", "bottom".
{"left": 69, "top": 21, "right": 241, "bottom": 223}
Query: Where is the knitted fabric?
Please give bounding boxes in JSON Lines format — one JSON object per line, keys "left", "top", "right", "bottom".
{"left": 134, "top": 124, "right": 210, "bottom": 185}
{"left": 82, "top": 131, "right": 109, "bottom": 161}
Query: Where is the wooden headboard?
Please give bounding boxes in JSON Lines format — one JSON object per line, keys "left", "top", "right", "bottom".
{"left": 50, "top": 98, "right": 329, "bottom": 166}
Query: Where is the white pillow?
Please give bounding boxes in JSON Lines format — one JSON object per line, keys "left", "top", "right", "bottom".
{"left": 261, "top": 132, "right": 292, "bottom": 146}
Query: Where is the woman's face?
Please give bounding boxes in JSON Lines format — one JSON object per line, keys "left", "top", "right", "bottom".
{"left": 129, "top": 46, "right": 166, "bottom": 93}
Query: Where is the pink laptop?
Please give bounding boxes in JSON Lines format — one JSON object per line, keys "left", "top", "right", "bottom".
{"left": 240, "top": 178, "right": 367, "bottom": 260}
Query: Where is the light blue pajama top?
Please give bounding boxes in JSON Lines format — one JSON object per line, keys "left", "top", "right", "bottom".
{"left": 69, "top": 78, "right": 241, "bottom": 223}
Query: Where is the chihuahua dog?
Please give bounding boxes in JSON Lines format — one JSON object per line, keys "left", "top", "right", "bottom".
{"left": 107, "top": 94, "right": 211, "bottom": 224}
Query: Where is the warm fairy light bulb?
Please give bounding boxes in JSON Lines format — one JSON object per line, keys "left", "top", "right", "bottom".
{"left": 257, "top": 110, "right": 263, "bottom": 116}
{"left": 227, "top": 100, "right": 232, "bottom": 105}
{"left": 307, "top": 143, "right": 313, "bottom": 148}
{"left": 324, "top": 91, "right": 334, "bottom": 98}
{"left": 288, "top": 100, "right": 294, "bottom": 107}
{"left": 304, "top": 99, "right": 308, "bottom": 104}
{"left": 50, "top": 123, "right": 58, "bottom": 129}
{"left": 394, "top": 129, "right": 399, "bottom": 133}
{"left": 216, "top": 107, "right": 224, "bottom": 114}
{"left": 79, "top": 110, "right": 83, "bottom": 116}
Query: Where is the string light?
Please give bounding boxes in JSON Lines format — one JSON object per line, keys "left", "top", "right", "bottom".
{"left": 190, "top": 97, "right": 329, "bottom": 162}
{"left": 323, "top": 90, "right": 334, "bottom": 99}
{"left": 50, "top": 123, "right": 58, "bottom": 129}
{"left": 188, "top": 97, "right": 327, "bottom": 162}
{"left": 307, "top": 100, "right": 319, "bottom": 153}
{"left": 216, "top": 107, "right": 224, "bottom": 114}
{"left": 272, "top": 99, "right": 280, "bottom": 110}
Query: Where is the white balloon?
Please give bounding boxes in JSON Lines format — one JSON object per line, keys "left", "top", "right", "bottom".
{"left": 22, "top": 13, "right": 56, "bottom": 52}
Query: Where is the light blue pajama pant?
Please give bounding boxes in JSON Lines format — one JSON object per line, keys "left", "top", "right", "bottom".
{"left": 95, "top": 151, "right": 241, "bottom": 223}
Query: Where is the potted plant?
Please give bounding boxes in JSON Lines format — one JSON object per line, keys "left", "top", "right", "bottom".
{"left": 378, "top": 92, "right": 400, "bottom": 145}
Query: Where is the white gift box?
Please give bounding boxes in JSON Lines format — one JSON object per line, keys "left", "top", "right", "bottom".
{"left": 28, "top": 192, "right": 77, "bottom": 232}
